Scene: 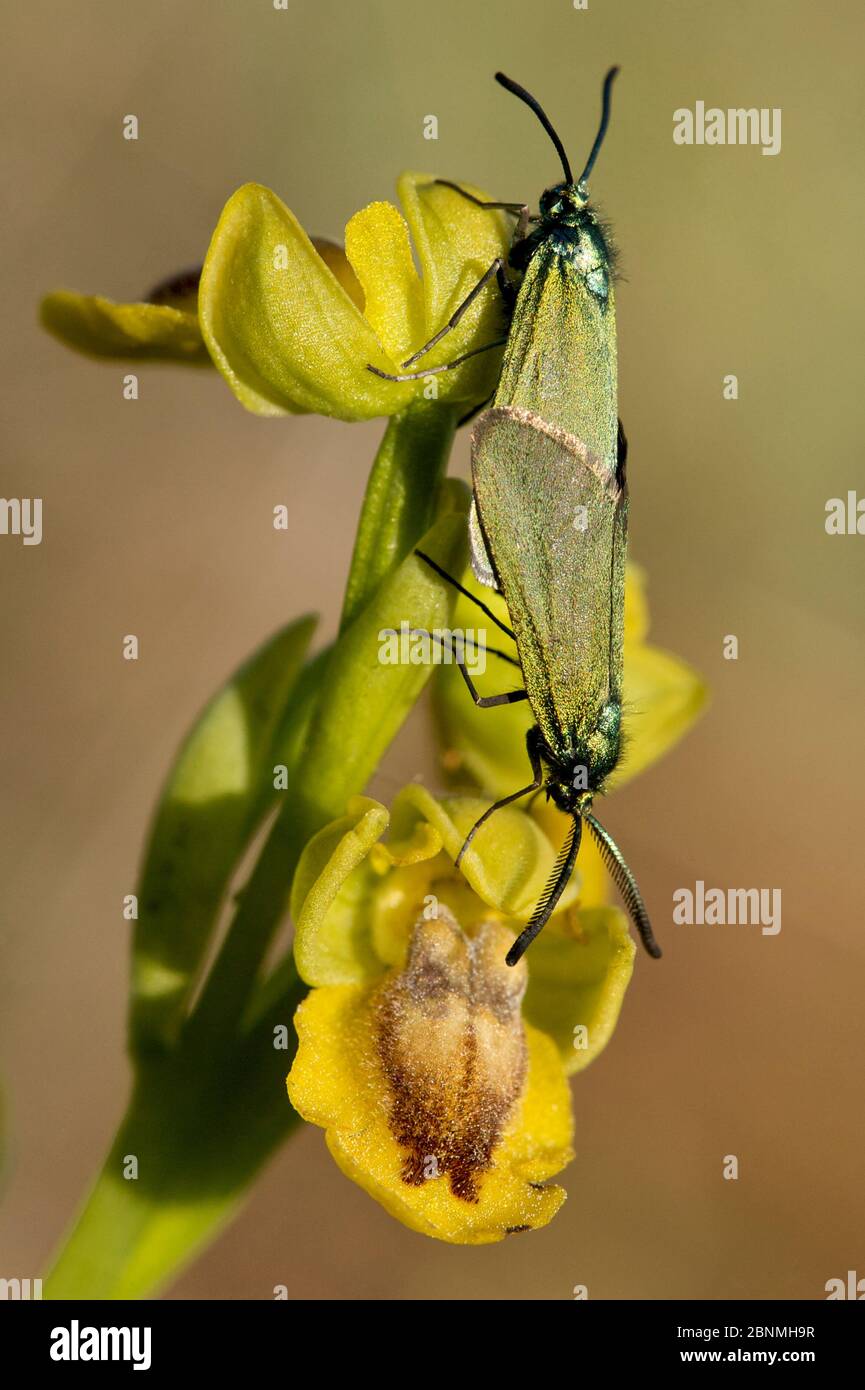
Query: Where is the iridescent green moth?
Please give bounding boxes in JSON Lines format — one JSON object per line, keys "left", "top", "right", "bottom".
{"left": 370, "top": 70, "right": 661, "bottom": 965}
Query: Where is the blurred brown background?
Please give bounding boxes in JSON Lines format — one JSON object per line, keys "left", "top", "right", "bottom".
{"left": 2, "top": 0, "right": 863, "bottom": 1299}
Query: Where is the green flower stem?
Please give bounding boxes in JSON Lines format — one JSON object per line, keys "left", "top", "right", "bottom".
{"left": 43, "top": 404, "right": 464, "bottom": 1300}
{"left": 340, "top": 401, "right": 458, "bottom": 631}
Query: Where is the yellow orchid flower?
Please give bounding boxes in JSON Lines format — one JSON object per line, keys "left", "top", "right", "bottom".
{"left": 40, "top": 174, "right": 510, "bottom": 420}
{"left": 286, "top": 785, "right": 636, "bottom": 1245}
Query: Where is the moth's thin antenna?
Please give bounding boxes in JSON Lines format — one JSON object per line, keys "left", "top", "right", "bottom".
{"left": 495, "top": 72, "right": 573, "bottom": 186}
{"left": 506, "top": 816, "right": 581, "bottom": 966}
{"left": 577, "top": 66, "right": 619, "bottom": 189}
{"left": 583, "top": 811, "right": 662, "bottom": 958}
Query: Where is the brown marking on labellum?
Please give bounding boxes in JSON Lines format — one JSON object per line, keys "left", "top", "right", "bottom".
{"left": 374, "top": 908, "right": 528, "bottom": 1203}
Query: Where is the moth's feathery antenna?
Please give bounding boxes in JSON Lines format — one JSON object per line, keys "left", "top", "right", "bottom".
{"left": 583, "top": 810, "right": 662, "bottom": 958}
{"left": 505, "top": 815, "right": 581, "bottom": 966}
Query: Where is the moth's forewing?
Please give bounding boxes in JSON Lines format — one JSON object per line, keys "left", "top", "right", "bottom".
{"left": 493, "top": 247, "right": 617, "bottom": 465}
{"left": 471, "top": 405, "right": 627, "bottom": 759}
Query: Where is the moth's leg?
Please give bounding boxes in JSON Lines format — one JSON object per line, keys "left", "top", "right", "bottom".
{"left": 400, "top": 256, "right": 513, "bottom": 368}
{"left": 456, "top": 660, "right": 527, "bottom": 708}
{"left": 455, "top": 728, "right": 545, "bottom": 868}
{"left": 414, "top": 549, "right": 515, "bottom": 640}
{"left": 407, "top": 627, "right": 525, "bottom": 705}
{"left": 432, "top": 180, "right": 533, "bottom": 241}
{"left": 367, "top": 337, "right": 506, "bottom": 383}
{"left": 367, "top": 243, "right": 511, "bottom": 380}
{"left": 403, "top": 625, "right": 525, "bottom": 700}
{"left": 403, "top": 625, "right": 525, "bottom": 743}
{"left": 432, "top": 180, "right": 526, "bottom": 215}
{"left": 406, "top": 627, "right": 520, "bottom": 670}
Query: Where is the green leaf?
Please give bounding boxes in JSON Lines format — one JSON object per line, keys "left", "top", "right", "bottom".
{"left": 130, "top": 616, "right": 316, "bottom": 1052}
{"left": 40, "top": 291, "right": 211, "bottom": 364}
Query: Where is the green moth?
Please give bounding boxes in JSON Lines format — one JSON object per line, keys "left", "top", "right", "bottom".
{"left": 370, "top": 70, "right": 661, "bottom": 966}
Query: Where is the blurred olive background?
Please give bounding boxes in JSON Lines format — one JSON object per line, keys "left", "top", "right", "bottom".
{"left": 2, "top": 0, "right": 863, "bottom": 1300}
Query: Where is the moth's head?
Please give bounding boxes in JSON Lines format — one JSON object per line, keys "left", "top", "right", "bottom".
{"left": 494, "top": 66, "right": 619, "bottom": 216}
{"left": 548, "top": 778, "right": 593, "bottom": 816}
{"left": 539, "top": 182, "right": 589, "bottom": 220}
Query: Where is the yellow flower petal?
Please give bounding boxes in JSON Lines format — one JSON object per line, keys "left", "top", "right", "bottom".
{"left": 522, "top": 906, "right": 635, "bottom": 1076}
{"left": 291, "top": 798, "right": 390, "bottom": 986}
{"left": 291, "top": 783, "right": 580, "bottom": 988}
{"left": 624, "top": 561, "right": 649, "bottom": 643}
{"left": 611, "top": 643, "right": 708, "bottom": 788}
{"left": 42, "top": 172, "right": 515, "bottom": 417}
{"left": 310, "top": 238, "right": 364, "bottom": 310}
{"left": 397, "top": 171, "right": 510, "bottom": 339}
{"left": 344, "top": 202, "right": 425, "bottom": 364}
{"left": 199, "top": 183, "right": 413, "bottom": 418}
{"left": 40, "top": 291, "right": 210, "bottom": 364}
{"left": 368, "top": 859, "right": 443, "bottom": 968}
{"left": 387, "top": 784, "right": 580, "bottom": 919}
{"left": 396, "top": 171, "right": 510, "bottom": 402}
